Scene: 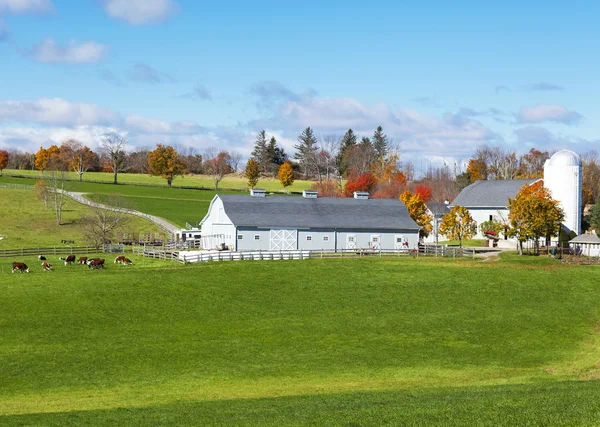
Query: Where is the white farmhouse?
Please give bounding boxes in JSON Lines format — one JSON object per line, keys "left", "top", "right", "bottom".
{"left": 200, "top": 191, "right": 421, "bottom": 252}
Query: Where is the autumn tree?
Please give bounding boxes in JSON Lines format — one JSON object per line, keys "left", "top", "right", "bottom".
{"left": 414, "top": 185, "right": 432, "bottom": 202}
{"left": 466, "top": 158, "right": 487, "bottom": 182}
{"left": 245, "top": 158, "right": 260, "bottom": 189}
{"left": 400, "top": 190, "right": 433, "bottom": 238}
{"left": 582, "top": 151, "right": 600, "bottom": 206}
{"left": 507, "top": 181, "right": 565, "bottom": 255}
{"left": 590, "top": 196, "right": 600, "bottom": 231}
{"left": 439, "top": 206, "right": 477, "bottom": 247}
{"left": 61, "top": 139, "right": 98, "bottom": 181}
{"left": 101, "top": 133, "right": 128, "bottom": 184}
{"left": 278, "top": 160, "right": 294, "bottom": 190}
{"left": 0, "top": 150, "right": 8, "bottom": 175}
{"left": 518, "top": 148, "right": 549, "bottom": 178}
{"left": 344, "top": 172, "right": 378, "bottom": 197}
{"left": 205, "top": 149, "right": 232, "bottom": 190}
{"left": 309, "top": 178, "right": 342, "bottom": 197}
{"left": 147, "top": 144, "right": 186, "bottom": 187}
{"left": 34, "top": 146, "right": 50, "bottom": 173}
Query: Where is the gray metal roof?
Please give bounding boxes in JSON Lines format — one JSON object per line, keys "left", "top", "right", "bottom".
{"left": 426, "top": 202, "right": 450, "bottom": 217}
{"left": 450, "top": 179, "right": 539, "bottom": 208}
{"left": 570, "top": 233, "right": 600, "bottom": 244}
{"left": 217, "top": 195, "right": 420, "bottom": 230}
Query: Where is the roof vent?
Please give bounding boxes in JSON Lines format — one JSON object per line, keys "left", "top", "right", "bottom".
{"left": 302, "top": 190, "right": 318, "bottom": 199}
{"left": 353, "top": 191, "right": 369, "bottom": 200}
{"left": 250, "top": 188, "right": 266, "bottom": 197}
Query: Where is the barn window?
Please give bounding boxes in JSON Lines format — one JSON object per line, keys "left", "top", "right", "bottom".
{"left": 254, "top": 235, "right": 260, "bottom": 241}
{"left": 372, "top": 236, "right": 380, "bottom": 243}
{"left": 489, "top": 215, "right": 493, "bottom": 221}
{"left": 306, "top": 235, "right": 312, "bottom": 241}
{"left": 323, "top": 236, "right": 329, "bottom": 242}
{"left": 348, "top": 236, "right": 355, "bottom": 242}
{"left": 396, "top": 236, "right": 402, "bottom": 243}
{"left": 238, "top": 235, "right": 243, "bottom": 240}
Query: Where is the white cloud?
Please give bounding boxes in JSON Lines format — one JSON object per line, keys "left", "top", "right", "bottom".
{"left": 102, "top": 0, "right": 178, "bottom": 25}
{"left": 0, "top": 98, "right": 120, "bottom": 126}
{"left": 25, "top": 38, "right": 108, "bottom": 63}
{"left": 517, "top": 104, "right": 582, "bottom": 125}
{"left": 0, "top": 0, "right": 53, "bottom": 13}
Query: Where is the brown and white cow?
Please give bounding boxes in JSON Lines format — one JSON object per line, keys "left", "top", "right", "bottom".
{"left": 114, "top": 255, "right": 126, "bottom": 264}
{"left": 12, "top": 262, "right": 29, "bottom": 273}
{"left": 42, "top": 262, "right": 52, "bottom": 271}
{"left": 59, "top": 255, "right": 76, "bottom": 266}
{"left": 87, "top": 258, "right": 105, "bottom": 269}
{"left": 78, "top": 256, "right": 88, "bottom": 265}
{"left": 38, "top": 255, "right": 47, "bottom": 261}
{"left": 122, "top": 257, "right": 133, "bottom": 265}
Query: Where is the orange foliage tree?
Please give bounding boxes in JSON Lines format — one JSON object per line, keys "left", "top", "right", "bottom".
{"left": 309, "top": 178, "right": 342, "bottom": 197}
{"left": 344, "top": 172, "right": 377, "bottom": 197}
{"left": 34, "top": 146, "right": 50, "bottom": 173}
{"left": 372, "top": 172, "right": 407, "bottom": 199}
{"left": 278, "top": 160, "right": 295, "bottom": 190}
{"left": 507, "top": 180, "right": 564, "bottom": 255}
{"left": 0, "top": 150, "right": 8, "bottom": 175}
{"left": 414, "top": 185, "right": 432, "bottom": 202}
{"left": 466, "top": 158, "right": 487, "bottom": 182}
{"left": 147, "top": 144, "right": 186, "bottom": 187}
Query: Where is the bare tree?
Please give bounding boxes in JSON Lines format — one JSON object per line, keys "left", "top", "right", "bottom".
{"left": 101, "top": 133, "right": 129, "bottom": 184}
{"left": 229, "top": 151, "right": 243, "bottom": 172}
{"left": 46, "top": 170, "right": 67, "bottom": 225}
{"left": 80, "top": 195, "right": 132, "bottom": 250}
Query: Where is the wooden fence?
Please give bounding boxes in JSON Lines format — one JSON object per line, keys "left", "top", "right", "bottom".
{"left": 0, "top": 246, "right": 100, "bottom": 258}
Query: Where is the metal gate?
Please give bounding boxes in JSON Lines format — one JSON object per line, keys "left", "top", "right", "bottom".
{"left": 270, "top": 229, "right": 297, "bottom": 250}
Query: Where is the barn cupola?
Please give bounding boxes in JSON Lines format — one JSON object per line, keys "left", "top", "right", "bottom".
{"left": 302, "top": 190, "right": 318, "bottom": 199}
{"left": 353, "top": 191, "right": 369, "bottom": 199}
{"left": 250, "top": 188, "right": 266, "bottom": 197}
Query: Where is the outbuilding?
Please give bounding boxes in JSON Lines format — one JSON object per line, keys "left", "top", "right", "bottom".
{"left": 569, "top": 233, "right": 600, "bottom": 257}
{"left": 200, "top": 191, "right": 420, "bottom": 252}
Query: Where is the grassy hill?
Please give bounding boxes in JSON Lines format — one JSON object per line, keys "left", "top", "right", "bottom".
{"left": 1, "top": 169, "right": 315, "bottom": 192}
{"left": 1, "top": 255, "right": 599, "bottom": 424}
{"left": 0, "top": 188, "right": 163, "bottom": 249}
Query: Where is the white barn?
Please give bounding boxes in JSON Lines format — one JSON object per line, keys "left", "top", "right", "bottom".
{"left": 200, "top": 192, "right": 421, "bottom": 252}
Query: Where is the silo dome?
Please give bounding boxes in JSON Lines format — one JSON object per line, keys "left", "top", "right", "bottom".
{"left": 545, "top": 150, "right": 582, "bottom": 167}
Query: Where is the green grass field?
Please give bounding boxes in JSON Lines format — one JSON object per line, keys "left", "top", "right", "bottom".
{"left": 0, "top": 188, "right": 163, "bottom": 249}
{"left": 1, "top": 255, "right": 600, "bottom": 424}
{"left": 1, "top": 169, "right": 315, "bottom": 192}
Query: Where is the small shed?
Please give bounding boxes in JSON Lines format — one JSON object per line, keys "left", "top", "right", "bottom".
{"left": 569, "top": 233, "right": 600, "bottom": 257}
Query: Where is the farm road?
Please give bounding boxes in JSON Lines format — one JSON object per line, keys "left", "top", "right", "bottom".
{"left": 61, "top": 191, "right": 179, "bottom": 237}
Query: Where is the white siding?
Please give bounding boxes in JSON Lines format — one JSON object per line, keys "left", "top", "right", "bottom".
{"left": 200, "top": 197, "right": 236, "bottom": 249}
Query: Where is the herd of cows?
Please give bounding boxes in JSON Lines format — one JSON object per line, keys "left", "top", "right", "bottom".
{"left": 11, "top": 255, "right": 134, "bottom": 273}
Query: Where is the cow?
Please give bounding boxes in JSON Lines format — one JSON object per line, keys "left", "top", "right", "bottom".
{"left": 59, "top": 255, "right": 76, "bottom": 266}
{"left": 38, "top": 255, "right": 47, "bottom": 261}
{"left": 42, "top": 262, "right": 52, "bottom": 271}
{"left": 114, "top": 255, "right": 126, "bottom": 264}
{"left": 122, "top": 257, "right": 133, "bottom": 265}
{"left": 87, "top": 258, "right": 105, "bottom": 269}
{"left": 78, "top": 256, "right": 88, "bottom": 265}
{"left": 12, "top": 262, "right": 29, "bottom": 273}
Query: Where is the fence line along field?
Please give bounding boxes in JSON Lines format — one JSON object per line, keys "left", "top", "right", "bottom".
{"left": 0, "top": 169, "right": 315, "bottom": 192}
{"left": 1, "top": 255, "right": 600, "bottom": 424}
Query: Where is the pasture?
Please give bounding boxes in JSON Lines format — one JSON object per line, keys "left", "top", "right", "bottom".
{"left": 1, "top": 255, "right": 600, "bottom": 424}
{"left": 0, "top": 188, "right": 162, "bottom": 249}
{"left": 1, "top": 169, "right": 315, "bottom": 192}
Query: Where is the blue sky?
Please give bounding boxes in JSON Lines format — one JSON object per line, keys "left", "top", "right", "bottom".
{"left": 0, "top": 0, "right": 598, "bottom": 170}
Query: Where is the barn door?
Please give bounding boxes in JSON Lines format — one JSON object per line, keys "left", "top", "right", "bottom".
{"left": 346, "top": 234, "right": 357, "bottom": 249}
{"left": 395, "top": 235, "right": 407, "bottom": 250}
{"left": 270, "top": 229, "right": 297, "bottom": 250}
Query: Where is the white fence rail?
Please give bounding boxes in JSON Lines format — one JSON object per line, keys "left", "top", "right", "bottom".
{"left": 181, "top": 250, "right": 311, "bottom": 263}
{"left": 0, "top": 246, "right": 100, "bottom": 258}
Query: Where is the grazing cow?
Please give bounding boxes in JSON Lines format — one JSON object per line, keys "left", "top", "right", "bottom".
{"left": 12, "top": 262, "right": 29, "bottom": 273}
{"left": 41, "top": 262, "right": 52, "bottom": 271}
{"left": 38, "top": 255, "right": 47, "bottom": 261}
{"left": 78, "top": 256, "right": 88, "bottom": 265}
{"left": 59, "top": 255, "right": 76, "bottom": 266}
{"left": 87, "top": 258, "right": 105, "bottom": 269}
{"left": 122, "top": 257, "right": 133, "bottom": 265}
{"left": 114, "top": 255, "right": 126, "bottom": 264}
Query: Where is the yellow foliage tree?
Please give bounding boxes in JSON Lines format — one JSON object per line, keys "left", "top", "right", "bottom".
{"left": 147, "top": 144, "right": 186, "bottom": 187}
{"left": 507, "top": 180, "right": 564, "bottom": 255}
{"left": 278, "top": 161, "right": 294, "bottom": 190}
{"left": 34, "top": 146, "right": 50, "bottom": 173}
{"left": 372, "top": 153, "right": 400, "bottom": 183}
{"left": 439, "top": 206, "right": 477, "bottom": 247}
{"left": 400, "top": 190, "right": 433, "bottom": 238}
{"left": 466, "top": 159, "right": 487, "bottom": 183}
{"left": 245, "top": 158, "right": 260, "bottom": 189}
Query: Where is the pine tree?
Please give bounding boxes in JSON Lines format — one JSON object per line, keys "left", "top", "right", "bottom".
{"left": 336, "top": 129, "right": 357, "bottom": 174}
{"left": 293, "top": 127, "right": 319, "bottom": 178}
{"left": 251, "top": 130, "right": 269, "bottom": 172}
{"left": 372, "top": 126, "right": 389, "bottom": 158}
{"left": 266, "top": 136, "right": 287, "bottom": 174}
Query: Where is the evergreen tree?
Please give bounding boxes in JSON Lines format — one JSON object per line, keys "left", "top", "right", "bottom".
{"left": 372, "top": 126, "right": 389, "bottom": 158}
{"left": 266, "top": 136, "right": 287, "bottom": 173}
{"left": 293, "top": 127, "right": 319, "bottom": 178}
{"left": 336, "top": 129, "right": 357, "bottom": 174}
{"left": 590, "top": 196, "right": 600, "bottom": 231}
{"left": 251, "top": 130, "right": 270, "bottom": 172}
